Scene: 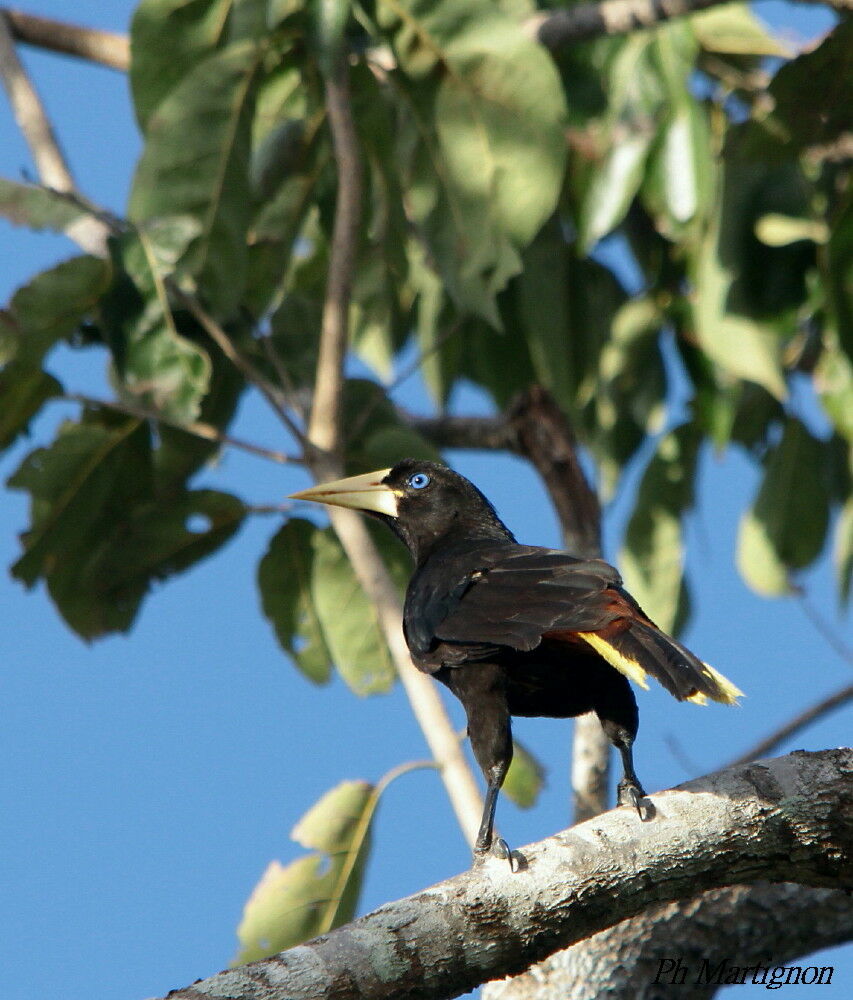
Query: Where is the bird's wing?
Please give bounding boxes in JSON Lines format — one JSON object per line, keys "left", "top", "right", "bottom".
{"left": 432, "top": 546, "right": 741, "bottom": 705}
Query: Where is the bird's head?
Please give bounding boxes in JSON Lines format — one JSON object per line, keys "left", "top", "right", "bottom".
{"left": 290, "top": 459, "right": 513, "bottom": 562}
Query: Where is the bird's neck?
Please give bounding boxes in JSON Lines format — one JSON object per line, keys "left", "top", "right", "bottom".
{"left": 409, "top": 515, "right": 515, "bottom": 568}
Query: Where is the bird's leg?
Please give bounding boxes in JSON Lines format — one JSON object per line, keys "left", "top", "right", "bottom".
{"left": 596, "top": 679, "right": 652, "bottom": 820}
{"left": 474, "top": 771, "right": 507, "bottom": 858}
{"left": 615, "top": 742, "right": 649, "bottom": 817}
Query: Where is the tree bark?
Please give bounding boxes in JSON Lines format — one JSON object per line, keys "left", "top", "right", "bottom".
{"left": 483, "top": 884, "right": 853, "bottom": 999}
{"left": 161, "top": 749, "right": 852, "bottom": 1000}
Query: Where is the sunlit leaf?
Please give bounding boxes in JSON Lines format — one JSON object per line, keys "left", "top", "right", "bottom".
{"left": 577, "top": 35, "right": 664, "bottom": 251}
{"left": 690, "top": 4, "right": 790, "bottom": 57}
{"left": 258, "top": 518, "right": 333, "bottom": 684}
{"left": 378, "top": 0, "right": 566, "bottom": 322}
{"left": 503, "top": 738, "right": 545, "bottom": 810}
{"left": 233, "top": 780, "right": 375, "bottom": 963}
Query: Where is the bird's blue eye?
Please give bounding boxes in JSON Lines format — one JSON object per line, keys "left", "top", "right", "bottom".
{"left": 408, "top": 472, "right": 431, "bottom": 490}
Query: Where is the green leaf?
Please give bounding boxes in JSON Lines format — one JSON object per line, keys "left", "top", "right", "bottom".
{"left": 577, "top": 36, "right": 664, "bottom": 251}
{"left": 130, "top": 0, "right": 234, "bottom": 131}
{"left": 311, "top": 528, "right": 397, "bottom": 695}
{"left": 342, "top": 379, "right": 441, "bottom": 472}
{"left": 102, "top": 229, "right": 212, "bottom": 423}
{"left": 0, "top": 179, "right": 88, "bottom": 233}
{"left": 736, "top": 418, "right": 830, "bottom": 596}
{"left": 129, "top": 41, "right": 265, "bottom": 315}
{"left": 816, "top": 333, "right": 853, "bottom": 443}
{"left": 691, "top": 164, "right": 788, "bottom": 400}
{"left": 690, "top": 4, "right": 790, "bottom": 57}
{"left": 769, "top": 21, "right": 853, "bottom": 151}
{"left": 233, "top": 779, "right": 375, "bottom": 962}
{"left": 514, "top": 221, "right": 573, "bottom": 412}
{"left": 314, "top": 0, "right": 351, "bottom": 78}
{"left": 1, "top": 255, "right": 112, "bottom": 368}
{"left": 8, "top": 412, "right": 244, "bottom": 638}
{"left": 378, "top": 0, "right": 567, "bottom": 322}
{"left": 0, "top": 364, "right": 62, "bottom": 452}
{"left": 620, "top": 423, "right": 700, "bottom": 634}
{"left": 503, "top": 738, "right": 545, "bottom": 810}
{"left": 258, "top": 519, "right": 333, "bottom": 684}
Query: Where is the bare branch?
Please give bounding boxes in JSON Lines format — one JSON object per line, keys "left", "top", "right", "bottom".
{"left": 158, "top": 749, "right": 853, "bottom": 1000}
{"left": 63, "top": 393, "right": 301, "bottom": 465}
{"left": 727, "top": 682, "right": 853, "bottom": 769}
{"left": 306, "top": 58, "right": 362, "bottom": 457}
{"left": 0, "top": 10, "right": 109, "bottom": 254}
{"left": 528, "top": 0, "right": 852, "bottom": 51}
{"left": 302, "top": 52, "right": 485, "bottom": 847}
{"left": 3, "top": 8, "right": 128, "bottom": 71}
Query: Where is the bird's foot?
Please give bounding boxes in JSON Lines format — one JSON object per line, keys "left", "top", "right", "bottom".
{"left": 473, "top": 837, "right": 524, "bottom": 872}
{"left": 618, "top": 779, "right": 653, "bottom": 821}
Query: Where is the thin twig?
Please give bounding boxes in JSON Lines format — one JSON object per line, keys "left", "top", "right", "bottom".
{"left": 63, "top": 393, "right": 301, "bottom": 465}
{"left": 306, "top": 58, "right": 362, "bottom": 458}
{"left": 3, "top": 8, "right": 128, "bottom": 70}
{"left": 0, "top": 10, "right": 109, "bottom": 254}
{"left": 167, "top": 281, "right": 309, "bottom": 450}
{"left": 727, "top": 682, "right": 853, "bottom": 768}
{"left": 796, "top": 589, "right": 853, "bottom": 667}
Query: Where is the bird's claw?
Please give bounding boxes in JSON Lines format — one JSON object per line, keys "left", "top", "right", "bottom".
{"left": 473, "top": 837, "right": 523, "bottom": 872}
{"left": 618, "top": 780, "right": 653, "bottom": 821}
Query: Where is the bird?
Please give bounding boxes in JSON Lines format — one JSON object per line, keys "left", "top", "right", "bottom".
{"left": 291, "top": 459, "right": 742, "bottom": 866}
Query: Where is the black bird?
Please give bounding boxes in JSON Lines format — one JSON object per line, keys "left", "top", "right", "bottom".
{"left": 291, "top": 460, "right": 741, "bottom": 863}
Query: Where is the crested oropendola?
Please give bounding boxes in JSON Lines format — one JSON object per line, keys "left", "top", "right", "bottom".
{"left": 291, "top": 460, "right": 742, "bottom": 865}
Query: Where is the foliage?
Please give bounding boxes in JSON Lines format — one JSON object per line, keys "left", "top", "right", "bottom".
{"left": 1, "top": 0, "right": 850, "bottom": 963}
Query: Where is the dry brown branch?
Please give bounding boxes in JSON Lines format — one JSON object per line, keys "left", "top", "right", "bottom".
{"left": 0, "top": 10, "right": 109, "bottom": 254}
{"left": 3, "top": 7, "right": 128, "bottom": 70}
{"left": 158, "top": 749, "right": 853, "bottom": 1000}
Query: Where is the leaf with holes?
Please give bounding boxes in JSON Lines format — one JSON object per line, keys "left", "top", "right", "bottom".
{"left": 7, "top": 411, "right": 244, "bottom": 638}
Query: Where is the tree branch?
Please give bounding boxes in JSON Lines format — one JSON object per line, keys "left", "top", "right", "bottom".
{"left": 484, "top": 884, "right": 853, "bottom": 1000}
{"left": 2, "top": 7, "right": 128, "bottom": 70}
{"left": 303, "top": 52, "right": 485, "bottom": 848}
{"left": 528, "top": 0, "right": 852, "bottom": 51}
{"left": 727, "top": 682, "right": 853, "bottom": 769}
{"left": 62, "top": 393, "right": 301, "bottom": 465}
{"left": 159, "top": 749, "right": 853, "bottom": 1000}
{"left": 0, "top": 10, "right": 109, "bottom": 254}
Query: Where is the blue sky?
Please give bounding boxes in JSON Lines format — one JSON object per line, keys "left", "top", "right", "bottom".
{"left": 0, "top": 3, "right": 849, "bottom": 999}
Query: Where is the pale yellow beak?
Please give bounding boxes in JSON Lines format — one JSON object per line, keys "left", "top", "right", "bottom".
{"left": 289, "top": 468, "right": 399, "bottom": 518}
